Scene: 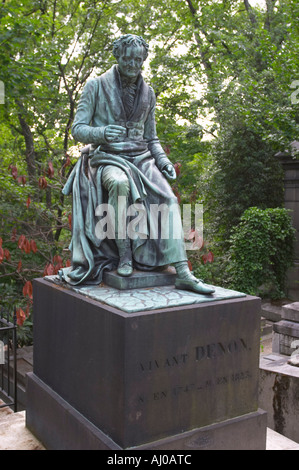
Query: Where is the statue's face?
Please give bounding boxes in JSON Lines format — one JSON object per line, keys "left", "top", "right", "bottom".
{"left": 117, "top": 45, "right": 145, "bottom": 80}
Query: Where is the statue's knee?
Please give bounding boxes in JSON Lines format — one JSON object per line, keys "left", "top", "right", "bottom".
{"left": 103, "top": 167, "right": 130, "bottom": 195}
{"left": 112, "top": 173, "right": 130, "bottom": 195}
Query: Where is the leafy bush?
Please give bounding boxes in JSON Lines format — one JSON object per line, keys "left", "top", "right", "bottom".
{"left": 228, "top": 207, "right": 295, "bottom": 298}
{"left": 0, "top": 151, "right": 74, "bottom": 346}
{"left": 204, "top": 125, "right": 284, "bottom": 248}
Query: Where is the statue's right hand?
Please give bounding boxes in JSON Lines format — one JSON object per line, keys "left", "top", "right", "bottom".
{"left": 104, "top": 125, "right": 127, "bottom": 142}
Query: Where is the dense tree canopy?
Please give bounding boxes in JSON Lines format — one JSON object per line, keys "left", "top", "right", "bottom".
{"left": 0, "top": 0, "right": 298, "bottom": 339}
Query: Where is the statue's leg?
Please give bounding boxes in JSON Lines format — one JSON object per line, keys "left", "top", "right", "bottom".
{"left": 102, "top": 165, "right": 133, "bottom": 277}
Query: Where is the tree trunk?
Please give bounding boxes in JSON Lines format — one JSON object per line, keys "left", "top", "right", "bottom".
{"left": 244, "top": 0, "right": 257, "bottom": 25}
{"left": 17, "top": 113, "right": 36, "bottom": 179}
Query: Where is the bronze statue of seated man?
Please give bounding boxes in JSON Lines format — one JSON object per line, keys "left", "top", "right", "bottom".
{"left": 61, "top": 34, "right": 214, "bottom": 295}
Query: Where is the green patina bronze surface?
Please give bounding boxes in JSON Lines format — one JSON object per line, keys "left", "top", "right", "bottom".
{"left": 59, "top": 34, "right": 215, "bottom": 296}
{"left": 102, "top": 267, "right": 177, "bottom": 290}
{"left": 46, "top": 276, "right": 246, "bottom": 313}
{"left": 60, "top": 34, "right": 187, "bottom": 287}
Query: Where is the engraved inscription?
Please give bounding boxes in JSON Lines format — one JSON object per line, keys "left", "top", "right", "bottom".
{"left": 138, "top": 337, "right": 249, "bottom": 373}
{"left": 136, "top": 370, "right": 252, "bottom": 405}
{"left": 195, "top": 338, "right": 248, "bottom": 361}
{"left": 139, "top": 353, "right": 188, "bottom": 372}
{"left": 135, "top": 336, "right": 253, "bottom": 406}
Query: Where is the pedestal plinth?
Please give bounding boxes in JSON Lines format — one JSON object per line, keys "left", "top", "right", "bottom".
{"left": 26, "top": 278, "right": 267, "bottom": 450}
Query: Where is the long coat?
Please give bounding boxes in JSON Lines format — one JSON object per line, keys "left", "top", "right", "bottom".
{"left": 60, "top": 65, "right": 187, "bottom": 285}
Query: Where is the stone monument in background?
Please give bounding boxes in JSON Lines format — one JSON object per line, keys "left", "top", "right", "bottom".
{"left": 260, "top": 301, "right": 299, "bottom": 444}
{"left": 276, "top": 141, "right": 299, "bottom": 300}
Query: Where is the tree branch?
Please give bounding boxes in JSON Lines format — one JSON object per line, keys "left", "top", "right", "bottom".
{"left": 185, "top": 0, "right": 212, "bottom": 71}
{"left": 186, "top": 0, "right": 232, "bottom": 71}
{"left": 264, "top": 0, "right": 276, "bottom": 31}
{"left": 51, "top": 0, "right": 57, "bottom": 38}
{"left": 244, "top": 0, "right": 257, "bottom": 25}
{"left": 15, "top": 100, "right": 36, "bottom": 179}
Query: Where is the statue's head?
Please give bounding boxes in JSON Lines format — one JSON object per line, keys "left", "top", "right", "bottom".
{"left": 113, "top": 34, "right": 149, "bottom": 60}
{"left": 113, "top": 34, "right": 149, "bottom": 80}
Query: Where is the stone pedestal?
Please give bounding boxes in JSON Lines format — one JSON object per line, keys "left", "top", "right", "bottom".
{"left": 26, "top": 278, "right": 267, "bottom": 450}
{"left": 259, "top": 301, "right": 299, "bottom": 443}
{"left": 273, "top": 302, "right": 299, "bottom": 359}
{"left": 259, "top": 355, "right": 299, "bottom": 443}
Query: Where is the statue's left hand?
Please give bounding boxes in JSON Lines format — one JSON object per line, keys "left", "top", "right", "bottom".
{"left": 162, "top": 164, "right": 176, "bottom": 181}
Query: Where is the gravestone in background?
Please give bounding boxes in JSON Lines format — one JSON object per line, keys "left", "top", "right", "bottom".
{"left": 276, "top": 141, "right": 299, "bottom": 300}
{"left": 260, "top": 301, "right": 299, "bottom": 443}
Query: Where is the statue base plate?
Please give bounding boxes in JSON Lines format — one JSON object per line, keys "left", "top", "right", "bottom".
{"left": 45, "top": 275, "right": 246, "bottom": 313}
{"left": 103, "top": 266, "right": 177, "bottom": 290}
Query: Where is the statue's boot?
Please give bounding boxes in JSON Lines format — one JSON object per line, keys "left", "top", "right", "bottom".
{"left": 116, "top": 238, "right": 133, "bottom": 277}
{"left": 174, "top": 261, "right": 215, "bottom": 295}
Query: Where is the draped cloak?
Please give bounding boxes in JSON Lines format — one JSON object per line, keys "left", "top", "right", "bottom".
{"left": 60, "top": 65, "right": 187, "bottom": 285}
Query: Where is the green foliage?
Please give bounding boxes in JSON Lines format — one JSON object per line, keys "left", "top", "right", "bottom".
{"left": 144, "top": 0, "right": 299, "bottom": 258}
{"left": 228, "top": 207, "right": 296, "bottom": 298}
{"left": 205, "top": 125, "right": 285, "bottom": 245}
{"left": 0, "top": 0, "right": 298, "bottom": 342}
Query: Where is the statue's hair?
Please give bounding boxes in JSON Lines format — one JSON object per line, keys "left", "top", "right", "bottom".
{"left": 112, "top": 34, "right": 149, "bottom": 60}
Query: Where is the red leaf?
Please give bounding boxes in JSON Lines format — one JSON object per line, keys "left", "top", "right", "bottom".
{"left": 0, "top": 247, "right": 3, "bottom": 264}
{"left": 10, "top": 165, "right": 18, "bottom": 179}
{"left": 164, "top": 145, "right": 171, "bottom": 156}
{"left": 11, "top": 228, "right": 17, "bottom": 242}
{"left": 174, "top": 162, "right": 182, "bottom": 177}
{"left": 23, "top": 239, "right": 31, "bottom": 254}
{"left": 202, "top": 251, "right": 214, "bottom": 264}
{"left": 206, "top": 251, "right": 214, "bottom": 263}
{"left": 187, "top": 229, "right": 195, "bottom": 240}
{"left": 26, "top": 196, "right": 31, "bottom": 208}
{"left": 53, "top": 255, "right": 62, "bottom": 265}
{"left": 43, "top": 263, "right": 55, "bottom": 276}
{"left": 18, "top": 235, "right": 26, "bottom": 250}
{"left": 0, "top": 237, "right": 2, "bottom": 247}
{"left": 65, "top": 259, "right": 71, "bottom": 267}
{"left": 4, "top": 248, "right": 10, "bottom": 261}
{"left": 18, "top": 235, "right": 31, "bottom": 254}
{"left": 173, "top": 189, "right": 181, "bottom": 204}
{"left": 38, "top": 177, "right": 48, "bottom": 189}
{"left": 16, "top": 308, "right": 26, "bottom": 326}
{"left": 30, "top": 239, "right": 37, "bottom": 253}
{"left": 188, "top": 260, "right": 193, "bottom": 271}
{"left": 17, "top": 175, "right": 27, "bottom": 185}
{"left": 186, "top": 230, "right": 204, "bottom": 248}
{"left": 47, "top": 263, "right": 55, "bottom": 275}
{"left": 64, "top": 155, "right": 71, "bottom": 168}
{"left": 17, "top": 260, "right": 22, "bottom": 272}
{"left": 23, "top": 281, "right": 33, "bottom": 299}
{"left": 193, "top": 231, "right": 204, "bottom": 250}
{"left": 68, "top": 213, "right": 72, "bottom": 230}
{"left": 47, "top": 161, "right": 54, "bottom": 178}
